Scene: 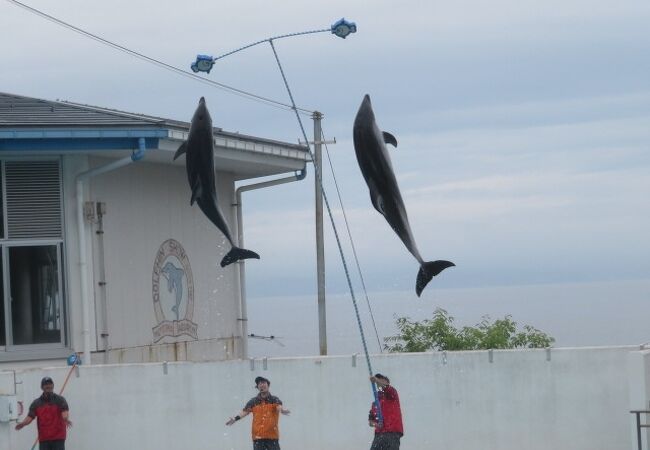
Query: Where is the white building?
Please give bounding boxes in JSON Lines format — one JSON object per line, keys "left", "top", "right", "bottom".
{"left": 0, "top": 92, "right": 308, "bottom": 369}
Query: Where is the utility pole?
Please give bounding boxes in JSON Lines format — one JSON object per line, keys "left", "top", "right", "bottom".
{"left": 302, "top": 113, "right": 335, "bottom": 356}
{"left": 313, "top": 111, "right": 327, "bottom": 356}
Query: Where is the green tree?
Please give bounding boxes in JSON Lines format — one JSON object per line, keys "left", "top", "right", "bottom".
{"left": 384, "top": 308, "right": 554, "bottom": 352}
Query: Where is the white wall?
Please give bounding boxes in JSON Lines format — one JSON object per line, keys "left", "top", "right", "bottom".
{"left": 88, "top": 157, "right": 244, "bottom": 361}
{"left": 0, "top": 154, "right": 249, "bottom": 371}
{"left": 1, "top": 346, "right": 649, "bottom": 450}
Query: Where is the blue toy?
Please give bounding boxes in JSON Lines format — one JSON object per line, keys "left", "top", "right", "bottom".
{"left": 331, "top": 18, "right": 357, "bottom": 39}
{"left": 191, "top": 54, "right": 215, "bottom": 73}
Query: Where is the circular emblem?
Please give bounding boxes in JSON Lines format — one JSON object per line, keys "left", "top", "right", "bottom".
{"left": 152, "top": 239, "right": 198, "bottom": 342}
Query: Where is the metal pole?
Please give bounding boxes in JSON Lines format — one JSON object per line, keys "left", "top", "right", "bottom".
{"left": 313, "top": 111, "right": 327, "bottom": 355}
{"left": 637, "top": 412, "right": 642, "bottom": 450}
{"left": 234, "top": 174, "right": 304, "bottom": 358}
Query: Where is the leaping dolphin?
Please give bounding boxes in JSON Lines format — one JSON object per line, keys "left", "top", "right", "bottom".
{"left": 174, "top": 97, "right": 260, "bottom": 267}
{"left": 352, "top": 94, "right": 454, "bottom": 296}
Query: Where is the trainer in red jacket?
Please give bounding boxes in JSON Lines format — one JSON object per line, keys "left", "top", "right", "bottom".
{"left": 15, "top": 376, "right": 72, "bottom": 450}
{"left": 368, "top": 373, "right": 403, "bottom": 450}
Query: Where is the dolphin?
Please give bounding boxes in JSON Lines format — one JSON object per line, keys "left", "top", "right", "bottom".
{"left": 352, "top": 94, "right": 454, "bottom": 296}
{"left": 174, "top": 97, "right": 260, "bottom": 267}
{"left": 161, "top": 261, "right": 184, "bottom": 320}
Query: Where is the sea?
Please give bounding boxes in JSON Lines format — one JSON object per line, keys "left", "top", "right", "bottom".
{"left": 247, "top": 278, "right": 650, "bottom": 358}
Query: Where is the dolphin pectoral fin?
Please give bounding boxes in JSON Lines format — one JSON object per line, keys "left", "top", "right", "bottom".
{"left": 220, "top": 246, "right": 260, "bottom": 267}
{"left": 415, "top": 260, "right": 455, "bottom": 297}
{"left": 190, "top": 181, "right": 203, "bottom": 206}
{"left": 367, "top": 179, "right": 387, "bottom": 216}
{"left": 173, "top": 141, "right": 188, "bottom": 160}
{"left": 370, "top": 193, "right": 386, "bottom": 216}
{"left": 382, "top": 131, "right": 398, "bottom": 148}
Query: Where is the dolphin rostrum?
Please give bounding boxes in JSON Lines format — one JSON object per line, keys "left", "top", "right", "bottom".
{"left": 174, "top": 97, "right": 259, "bottom": 267}
{"left": 353, "top": 94, "right": 454, "bottom": 296}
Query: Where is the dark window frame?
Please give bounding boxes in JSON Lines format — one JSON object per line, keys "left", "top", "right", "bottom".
{"left": 0, "top": 157, "right": 68, "bottom": 354}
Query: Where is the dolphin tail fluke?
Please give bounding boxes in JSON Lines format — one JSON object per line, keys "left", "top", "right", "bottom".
{"left": 220, "top": 246, "right": 260, "bottom": 267}
{"left": 415, "top": 260, "right": 455, "bottom": 297}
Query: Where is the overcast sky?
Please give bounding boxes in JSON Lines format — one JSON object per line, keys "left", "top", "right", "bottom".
{"left": 2, "top": 1, "right": 649, "bottom": 351}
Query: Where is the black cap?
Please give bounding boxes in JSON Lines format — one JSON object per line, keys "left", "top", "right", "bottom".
{"left": 254, "top": 376, "right": 270, "bottom": 387}
{"left": 41, "top": 377, "right": 54, "bottom": 387}
{"left": 374, "top": 373, "right": 390, "bottom": 384}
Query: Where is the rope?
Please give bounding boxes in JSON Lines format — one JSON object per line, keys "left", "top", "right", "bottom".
{"left": 267, "top": 39, "right": 383, "bottom": 424}
{"left": 321, "top": 127, "right": 383, "bottom": 353}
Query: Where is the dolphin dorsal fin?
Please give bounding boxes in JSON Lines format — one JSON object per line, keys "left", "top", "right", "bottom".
{"left": 173, "top": 141, "right": 188, "bottom": 160}
{"left": 382, "top": 132, "right": 398, "bottom": 148}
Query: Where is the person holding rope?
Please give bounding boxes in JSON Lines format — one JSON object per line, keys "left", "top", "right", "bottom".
{"left": 226, "top": 376, "right": 290, "bottom": 450}
{"left": 368, "top": 373, "right": 403, "bottom": 450}
{"left": 15, "top": 376, "right": 72, "bottom": 450}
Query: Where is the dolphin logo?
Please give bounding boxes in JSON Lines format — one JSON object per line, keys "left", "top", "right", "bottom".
{"left": 174, "top": 97, "right": 260, "bottom": 267}
{"left": 161, "top": 261, "right": 185, "bottom": 320}
{"left": 353, "top": 94, "right": 454, "bottom": 296}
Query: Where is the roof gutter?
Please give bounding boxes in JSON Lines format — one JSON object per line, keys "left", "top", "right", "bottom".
{"left": 233, "top": 167, "right": 306, "bottom": 358}
{"left": 75, "top": 137, "right": 147, "bottom": 366}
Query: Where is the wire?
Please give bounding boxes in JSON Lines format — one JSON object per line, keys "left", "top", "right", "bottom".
{"left": 320, "top": 126, "right": 384, "bottom": 353}
{"left": 4, "top": 0, "right": 313, "bottom": 115}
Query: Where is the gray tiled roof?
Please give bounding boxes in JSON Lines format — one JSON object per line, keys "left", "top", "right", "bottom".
{"left": 0, "top": 92, "right": 307, "bottom": 152}
{"left": 0, "top": 92, "right": 182, "bottom": 128}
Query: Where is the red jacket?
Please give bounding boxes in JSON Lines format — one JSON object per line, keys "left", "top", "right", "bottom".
{"left": 369, "top": 385, "right": 403, "bottom": 435}
{"left": 28, "top": 393, "right": 69, "bottom": 441}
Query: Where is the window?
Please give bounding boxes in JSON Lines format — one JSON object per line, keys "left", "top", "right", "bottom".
{"left": 1, "top": 159, "right": 66, "bottom": 349}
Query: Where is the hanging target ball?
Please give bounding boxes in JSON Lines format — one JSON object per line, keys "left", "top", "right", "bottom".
{"left": 331, "top": 18, "right": 357, "bottom": 39}
{"left": 191, "top": 55, "right": 215, "bottom": 73}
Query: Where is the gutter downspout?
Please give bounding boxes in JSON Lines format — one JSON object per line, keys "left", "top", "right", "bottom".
{"left": 234, "top": 167, "right": 306, "bottom": 359}
{"left": 75, "top": 138, "right": 147, "bottom": 366}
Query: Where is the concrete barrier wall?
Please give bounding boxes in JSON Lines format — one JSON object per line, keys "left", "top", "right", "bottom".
{"left": 1, "top": 346, "right": 648, "bottom": 450}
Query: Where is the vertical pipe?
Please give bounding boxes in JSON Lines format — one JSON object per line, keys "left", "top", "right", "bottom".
{"left": 234, "top": 174, "right": 304, "bottom": 359}
{"left": 313, "top": 111, "right": 326, "bottom": 355}
{"left": 76, "top": 137, "right": 148, "bottom": 365}
{"left": 76, "top": 179, "right": 92, "bottom": 366}
{"left": 95, "top": 203, "right": 109, "bottom": 363}
{"left": 235, "top": 189, "right": 248, "bottom": 359}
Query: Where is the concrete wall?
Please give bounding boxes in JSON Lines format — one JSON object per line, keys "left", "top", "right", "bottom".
{"left": 1, "top": 346, "right": 649, "bottom": 450}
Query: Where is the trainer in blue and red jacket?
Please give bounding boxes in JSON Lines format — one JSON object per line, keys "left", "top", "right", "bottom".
{"left": 15, "top": 376, "right": 72, "bottom": 450}
{"left": 368, "top": 373, "right": 404, "bottom": 450}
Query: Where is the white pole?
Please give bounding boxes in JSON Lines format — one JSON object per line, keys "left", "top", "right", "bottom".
{"left": 313, "top": 111, "right": 327, "bottom": 356}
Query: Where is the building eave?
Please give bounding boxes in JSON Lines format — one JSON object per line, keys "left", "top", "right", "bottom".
{"left": 0, "top": 126, "right": 309, "bottom": 180}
